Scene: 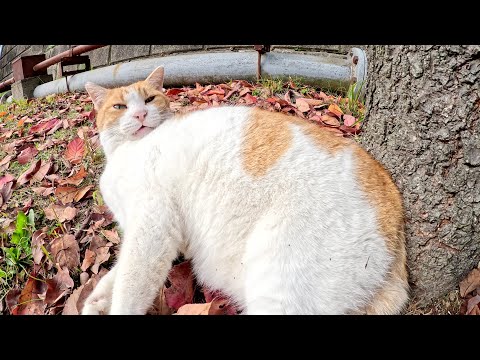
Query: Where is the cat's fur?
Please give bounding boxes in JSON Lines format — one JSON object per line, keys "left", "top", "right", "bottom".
{"left": 82, "top": 66, "right": 409, "bottom": 315}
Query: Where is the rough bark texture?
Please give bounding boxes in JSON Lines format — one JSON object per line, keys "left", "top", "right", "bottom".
{"left": 361, "top": 45, "right": 480, "bottom": 304}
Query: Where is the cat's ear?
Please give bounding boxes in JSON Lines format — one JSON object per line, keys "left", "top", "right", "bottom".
{"left": 85, "top": 82, "right": 108, "bottom": 109}
{"left": 145, "top": 66, "right": 165, "bottom": 91}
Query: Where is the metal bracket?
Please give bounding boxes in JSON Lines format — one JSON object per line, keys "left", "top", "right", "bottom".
{"left": 57, "top": 55, "right": 91, "bottom": 78}
{"left": 254, "top": 45, "right": 271, "bottom": 80}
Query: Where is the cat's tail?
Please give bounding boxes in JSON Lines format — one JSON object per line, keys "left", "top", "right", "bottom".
{"left": 364, "top": 233, "right": 409, "bottom": 315}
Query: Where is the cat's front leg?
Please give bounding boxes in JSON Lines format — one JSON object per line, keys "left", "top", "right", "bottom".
{"left": 82, "top": 265, "right": 118, "bottom": 315}
{"left": 109, "top": 211, "right": 179, "bottom": 315}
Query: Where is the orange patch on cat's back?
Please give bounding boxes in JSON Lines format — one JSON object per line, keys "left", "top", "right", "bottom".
{"left": 242, "top": 108, "right": 293, "bottom": 177}
{"left": 242, "top": 108, "right": 351, "bottom": 177}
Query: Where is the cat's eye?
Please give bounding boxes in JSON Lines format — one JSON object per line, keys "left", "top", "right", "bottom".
{"left": 113, "top": 104, "right": 127, "bottom": 110}
{"left": 145, "top": 96, "right": 155, "bottom": 104}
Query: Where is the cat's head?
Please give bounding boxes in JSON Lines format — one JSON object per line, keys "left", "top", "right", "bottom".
{"left": 85, "top": 66, "right": 171, "bottom": 143}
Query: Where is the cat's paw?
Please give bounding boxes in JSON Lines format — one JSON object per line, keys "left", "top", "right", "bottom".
{"left": 81, "top": 296, "right": 111, "bottom": 315}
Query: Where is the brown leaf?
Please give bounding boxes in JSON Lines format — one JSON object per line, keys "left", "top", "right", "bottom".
{"left": 63, "top": 268, "right": 108, "bottom": 315}
{"left": 101, "top": 229, "right": 120, "bottom": 244}
{"left": 44, "top": 204, "right": 78, "bottom": 223}
{"left": 55, "top": 185, "right": 93, "bottom": 205}
{"left": 45, "top": 266, "right": 74, "bottom": 306}
{"left": 321, "top": 115, "right": 341, "bottom": 127}
{"left": 21, "top": 197, "right": 33, "bottom": 213}
{"left": 81, "top": 249, "right": 96, "bottom": 272}
{"left": 31, "top": 229, "right": 47, "bottom": 264}
{"left": 0, "top": 154, "right": 12, "bottom": 171}
{"left": 29, "top": 118, "right": 60, "bottom": 135}
{"left": 64, "top": 137, "right": 85, "bottom": 164}
{"left": 148, "top": 288, "right": 174, "bottom": 315}
{"left": 165, "top": 261, "right": 195, "bottom": 311}
{"left": 17, "top": 146, "right": 38, "bottom": 165}
{"left": 0, "top": 174, "right": 14, "bottom": 187}
{"left": 32, "top": 186, "right": 55, "bottom": 197}
{"left": 460, "top": 268, "right": 480, "bottom": 297}
{"left": 75, "top": 185, "right": 93, "bottom": 202}
{"left": 176, "top": 303, "right": 212, "bottom": 315}
{"left": 343, "top": 114, "right": 357, "bottom": 127}
{"left": 89, "top": 235, "right": 112, "bottom": 274}
{"left": 62, "top": 285, "right": 84, "bottom": 315}
{"left": 49, "top": 234, "right": 80, "bottom": 270}
{"left": 58, "top": 166, "right": 87, "bottom": 186}
{"left": 301, "top": 98, "right": 325, "bottom": 106}
{"left": 295, "top": 98, "right": 311, "bottom": 113}
{"left": 467, "top": 294, "right": 480, "bottom": 315}
{"left": 0, "top": 181, "right": 14, "bottom": 206}
{"left": 12, "top": 276, "right": 47, "bottom": 315}
{"left": 165, "top": 88, "right": 185, "bottom": 96}
{"left": 46, "top": 119, "right": 64, "bottom": 135}
{"left": 5, "top": 289, "right": 21, "bottom": 314}
{"left": 54, "top": 186, "right": 77, "bottom": 204}
{"left": 244, "top": 93, "right": 257, "bottom": 104}
{"left": 16, "top": 159, "right": 41, "bottom": 186}
{"left": 31, "top": 160, "right": 53, "bottom": 183}
{"left": 328, "top": 103, "right": 343, "bottom": 118}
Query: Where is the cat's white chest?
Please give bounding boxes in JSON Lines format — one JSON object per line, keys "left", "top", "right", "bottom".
{"left": 100, "top": 144, "right": 146, "bottom": 228}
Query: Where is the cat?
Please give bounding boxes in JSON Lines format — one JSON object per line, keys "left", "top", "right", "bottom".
{"left": 81, "top": 66, "right": 409, "bottom": 315}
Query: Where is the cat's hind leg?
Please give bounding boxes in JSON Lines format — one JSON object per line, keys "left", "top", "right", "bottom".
{"left": 241, "top": 214, "right": 295, "bottom": 315}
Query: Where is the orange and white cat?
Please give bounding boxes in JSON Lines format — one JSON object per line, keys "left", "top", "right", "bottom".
{"left": 82, "top": 66, "right": 408, "bottom": 315}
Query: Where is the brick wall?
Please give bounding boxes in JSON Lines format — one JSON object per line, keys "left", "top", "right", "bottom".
{"left": 1, "top": 45, "right": 353, "bottom": 83}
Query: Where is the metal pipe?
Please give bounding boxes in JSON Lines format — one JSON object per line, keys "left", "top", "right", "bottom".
{"left": 32, "top": 45, "right": 105, "bottom": 72}
{"left": 33, "top": 48, "right": 367, "bottom": 98}
{"left": 0, "top": 77, "right": 14, "bottom": 91}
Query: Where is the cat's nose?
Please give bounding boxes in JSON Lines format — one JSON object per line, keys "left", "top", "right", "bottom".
{"left": 134, "top": 109, "right": 148, "bottom": 122}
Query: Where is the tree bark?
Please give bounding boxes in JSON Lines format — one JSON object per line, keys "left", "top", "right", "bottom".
{"left": 361, "top": 46, "right": 480, "bottom": 304}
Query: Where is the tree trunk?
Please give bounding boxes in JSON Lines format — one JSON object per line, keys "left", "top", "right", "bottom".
{"left": 361, "top": 45, "right": 480, "bottom": 305}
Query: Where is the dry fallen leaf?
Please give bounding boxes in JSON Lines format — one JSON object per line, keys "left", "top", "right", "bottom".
{"left": 31, "top": 160, "right": 53, "bottom": 183}
{"left": 466, "top": 294, "right": 480, "bottom": 315}
{"left": 63, "top": 268, "right": 108, "bottom": 315}
{"left": 17, "top": 146, "right": 39, "bottom": 165}
{"left": 49, "top": 234, "right": 81, "bottom": 270}
{"left": 328, "top": 103, "right": 343, "bottom": 117}
{"left": 55, "top": 185, "right": 93, "bottom": 205}
{"left": 44, "top": 204, "right": 78, "bottom": 223}
{"left": 31, "top": 229, "right": 47, "bottom": 265}
{"left": 101, "top": 229, "right": 120, "bottom": 244}
{"left": 16, "top": 159, "right": 41, "bottom": 186}
{"left": 321, "top": 115, "right": 341, "bottom": 127}
{"left": 343, "top": 114, "right": 356, "bottom": 127}
{"left": 165, "top": 261, "right": 195, "bottom": 311}
{"left": 64, "top": 137, "right": 85, "bottom": 164}
{"left": 460, "top": 268, "right": 480, "bottom": 297}
{"left": 81, "top": 249, "right": 96, "bottom": 272}
{"left": 295, "top": 98, "right": 311, "bottom": 113}
{"left": 58, "top": 166, "right": 87, "bottom": 186}
{"left": 176, "top": 302, "right": 212, "bottom": 315}
{"left": 11, "top": 276, "right": 47, "bottom": 315}
{"left": 45, "top": 266, "right": 74, "bottom": 306}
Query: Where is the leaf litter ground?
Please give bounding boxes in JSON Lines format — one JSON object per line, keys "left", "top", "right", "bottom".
{"left": 0, "top": 78, "right": 476, "bottom": 315}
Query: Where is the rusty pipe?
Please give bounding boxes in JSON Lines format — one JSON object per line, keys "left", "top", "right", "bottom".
{"left": 32, "top": 45, "right": 106, "bottom": 72}
{"left": 0, "top": 77, "right": 14, "bottom": 91}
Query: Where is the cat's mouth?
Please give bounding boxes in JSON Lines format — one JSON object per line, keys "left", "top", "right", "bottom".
{"left": 133, "top": 125, "right": 154, "bottom": 138}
